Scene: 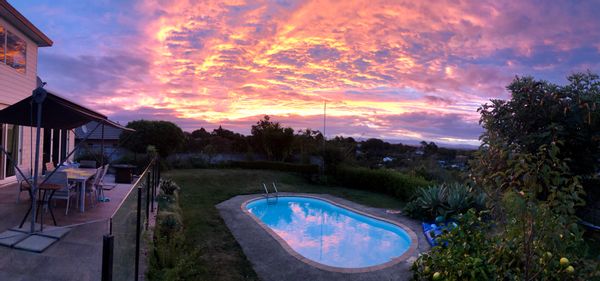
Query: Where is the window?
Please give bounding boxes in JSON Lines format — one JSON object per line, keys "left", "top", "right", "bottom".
{"left": 0, "top": 25, "right": 26, "bottom": 74}
{"left": 0, "top": 25, "right": 5, "bottom": 63}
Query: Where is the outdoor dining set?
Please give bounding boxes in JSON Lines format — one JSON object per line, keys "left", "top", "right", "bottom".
{"left": 14, "top": 160, "right": 111, "bottom": 230}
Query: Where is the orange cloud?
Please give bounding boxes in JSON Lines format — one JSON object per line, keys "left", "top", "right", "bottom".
{"left": 22, "top": 0, "right": 599, "bottom": 145}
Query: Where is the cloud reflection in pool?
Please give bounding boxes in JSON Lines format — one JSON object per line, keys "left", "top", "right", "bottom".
{"left": 246, "top": 196, "right": 411, "bottom": 268}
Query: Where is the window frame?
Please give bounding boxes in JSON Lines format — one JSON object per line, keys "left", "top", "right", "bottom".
{"left": 0, "top": 25, "right": 6, "bottom": 64}
{"left": 0, "top": 24, "right": 27, "bottom": 74}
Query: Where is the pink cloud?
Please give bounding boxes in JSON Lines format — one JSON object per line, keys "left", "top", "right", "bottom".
{"left": 11, "top": 0, "right": 600, "bottom": 144}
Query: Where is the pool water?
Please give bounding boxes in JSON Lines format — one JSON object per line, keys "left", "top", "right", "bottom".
{"left": 245, "top": 196, "right": 412, "bottom": 269}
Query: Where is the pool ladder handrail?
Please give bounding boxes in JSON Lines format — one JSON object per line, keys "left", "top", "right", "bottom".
{"left": 263, "top": 182, "right": 279, "bottom": 204}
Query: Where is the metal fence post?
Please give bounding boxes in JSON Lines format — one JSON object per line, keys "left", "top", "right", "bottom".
{"left": 134, "top": 187, "right": 142, "bottom": 281}
{"left": 145, "top": 173, "right": 151, "bottom": 230}
{"left": 151, "top": 160, "right": 157, "bottom": 212}
{"left": 101, "top": 234, "right": 114, "bottom": 281}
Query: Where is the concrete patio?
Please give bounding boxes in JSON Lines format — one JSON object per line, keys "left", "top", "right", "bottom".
{"left": 0, "top": 174, "right": 140, "bottom": 281}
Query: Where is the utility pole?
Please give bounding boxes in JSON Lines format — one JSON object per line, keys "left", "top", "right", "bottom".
{"left": 323, "top": 101, "right": 326, "bottom": 140}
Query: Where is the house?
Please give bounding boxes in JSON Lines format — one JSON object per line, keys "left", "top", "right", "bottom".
{"left": 0, "top": 1, "right": 75, "bottom": 184}
{"left": 74, "top": 121, "right": 126, "bottom": 162}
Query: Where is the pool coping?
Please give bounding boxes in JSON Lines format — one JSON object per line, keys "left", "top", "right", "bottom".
{"left": 240, "top": 194, "right": 419, "bottom": 274}
{"left": 217, "top": 192, "right": 429, "bottom": 281}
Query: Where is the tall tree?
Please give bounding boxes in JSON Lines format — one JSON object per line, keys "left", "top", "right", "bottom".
{"left": 251, "top": 116, "right": 294, "bottom": 161}
{"left": 120, "top": 120, "right": 185, "bottom": 157}
{"left": 476, "top": 72, "right": 600, "bottom": 200}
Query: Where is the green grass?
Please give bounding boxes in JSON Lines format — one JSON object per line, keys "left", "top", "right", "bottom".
{"left": 163, "top": 168, "right": 406, "bottom": 281}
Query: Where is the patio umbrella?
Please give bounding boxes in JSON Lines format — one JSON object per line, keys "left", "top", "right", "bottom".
{"left": 0, "top": 85, "right": 133, "bottom": 233}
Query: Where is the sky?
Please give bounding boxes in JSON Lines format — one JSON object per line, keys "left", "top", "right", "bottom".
{"left": 9, "top": 0, "right": 600, "bottom": 146}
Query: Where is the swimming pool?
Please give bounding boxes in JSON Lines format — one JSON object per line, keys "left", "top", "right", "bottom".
{"left": 244, "top": 196, "right": 416, "bottom": 272}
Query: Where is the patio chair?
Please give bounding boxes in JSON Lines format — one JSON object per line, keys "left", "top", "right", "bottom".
{"left": 46, "top": 171, "right": 76, "bottom": 215}
{"left": 15, "top": 166, "right": 32, "bottom": 203}
{"left": 97, "top": 164, "right": 111, "bottom": 200}
{"left": 85, "top": 167, "right": 104, "bottom": 208}
{"left": 79, "top": 160, "right": 97, "bottom": 169}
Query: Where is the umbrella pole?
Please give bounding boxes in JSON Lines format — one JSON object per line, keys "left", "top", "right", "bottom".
{"left": 30, "top": 102, "right": 42, "bottom": 233}
{"left": 30, "top": 87, "right": 47, "bottom": 233}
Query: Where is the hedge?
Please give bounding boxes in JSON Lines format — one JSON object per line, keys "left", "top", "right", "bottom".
{"left": 227, "top": 161, "right": 320, "bottom": 175}
{"left": 333, "top": 165, "right": 430, "bottom": 200}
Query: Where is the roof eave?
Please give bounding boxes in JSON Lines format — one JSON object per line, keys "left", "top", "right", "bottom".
{"left": 0, "top": 1, "right": 53, "bottom": 47}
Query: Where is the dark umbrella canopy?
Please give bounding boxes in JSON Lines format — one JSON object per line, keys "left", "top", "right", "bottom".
{"left": 0, "top": 90, "right": 101, "bottom": 129}
{"left": 0, "top": 89, "right": 131, "bottom": 130}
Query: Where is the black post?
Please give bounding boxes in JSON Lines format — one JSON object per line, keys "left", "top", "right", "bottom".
{"left": 134, "top": 187, "right": 142, "bottom": 281}
{"left": 30, "top": 87, "right": 47, "bottom": 233}
{"left": 145, "top": 172, "right": 150, "bottom": 230}
{"left": 151, "top": 160, "right": 156, "bottom": 212}
{"left": 101, "top": 123, "right": 105, "bottom": 166}
{"left": 101, "top": 234, "right": 114, "bottom": 281}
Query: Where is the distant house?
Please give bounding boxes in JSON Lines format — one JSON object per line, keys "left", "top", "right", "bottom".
{"left": 74, "top": 121, "right": 126, "bottom": 161}
{"left": 0, "top": 2, "right": 79, "bottom": 184}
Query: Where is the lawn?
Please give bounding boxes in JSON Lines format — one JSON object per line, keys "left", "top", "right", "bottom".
{"left": 163, "top": 168, "right": 406, "bottom": 281}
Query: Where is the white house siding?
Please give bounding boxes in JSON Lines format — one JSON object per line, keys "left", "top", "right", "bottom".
{"left": 0, "top": 16, "right": 42, "bottom": 183}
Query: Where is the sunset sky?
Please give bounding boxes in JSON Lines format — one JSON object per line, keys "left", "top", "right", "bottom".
{"left": 11, "top": 0, "right": 600, "bottom": 146}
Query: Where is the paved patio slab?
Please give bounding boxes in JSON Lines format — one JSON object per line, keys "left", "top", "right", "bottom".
{"left": 217, "top": 193, "right": 430, "bottom": 281}
{"left": 0, "top": 230, "right": 28, "bottom": 247}
{"left": 13, "top": 235, "right": 58, "bottom": 253}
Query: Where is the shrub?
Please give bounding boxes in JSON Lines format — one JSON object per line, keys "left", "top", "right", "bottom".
{"left": 160, "top": 178, "right": 180, "bottom": 195}
{"left": 148, "top": 178, "right": 204, "bottom": 281}
{"left": 413, "top": 206, "right": 600, "bottom": 280}
{"left": 404, "top": 183, "right": 486, "bottom": 221}
{"left": 157, "top": 211, "right": 183, "bottom": 238}
{"left": 227, "top": 161, "right": 319, "bottom": 175}
{"left": 75, "top": 150, "right": 108, "bottom": 167}
{"left": 332, "top": 165, "right": 429, "bottom": 200}
{"left": 164, "top": 154, "right": 210, "bottom": 170}
{"left": 114, "top": 153, "right": 153, "bottom": 174}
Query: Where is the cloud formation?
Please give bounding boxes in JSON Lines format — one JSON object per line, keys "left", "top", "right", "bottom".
{"left": 11, "top": 0, "right": 600, "bottom": 145}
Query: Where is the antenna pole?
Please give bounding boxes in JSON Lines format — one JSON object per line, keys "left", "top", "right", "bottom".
{"left": 323, "top": 101, "right": 326, "bottom": 140}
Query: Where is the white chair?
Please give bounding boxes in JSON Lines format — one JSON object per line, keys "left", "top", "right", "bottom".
{"left": 45, "top": 171, "right": 76, "bottom": 215}
{"left": 15, "top": 166, "right": 32, "bottom": 203}
{"left": 97, "top": 164, "right": 110, "bottom": 200}
{"left": 85, "top": 167, "right": 104, "bottom": 208}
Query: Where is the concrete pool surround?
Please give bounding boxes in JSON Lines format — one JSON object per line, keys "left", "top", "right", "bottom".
{"left": 217, "top": 192, "right": 429, "bottom": 281}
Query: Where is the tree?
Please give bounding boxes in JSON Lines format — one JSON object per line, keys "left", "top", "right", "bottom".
{"left": 420, "top": 141, "right": 438, "bottom": 157}
{"left": 211, "top": 126, "right": 248, "bottom": 153}
{"left": 251, "top": 115, "right": 294, "bottom": 161}
{"left": 120, "top": 120, "right": 185, "bottom": 157}
{"left": 477, "top": 72, "right": 600, "bottom": 200}
{"left": 293, "top": 128, "right": 323, "bottom": 162}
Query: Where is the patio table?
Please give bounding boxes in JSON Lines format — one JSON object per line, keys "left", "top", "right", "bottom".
{"left": 59, "top": 167, "right": 97, "bottom": 212}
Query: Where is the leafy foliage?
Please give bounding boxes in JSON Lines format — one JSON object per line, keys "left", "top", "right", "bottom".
{"left": 413, "top": 208, "right": 599, "bottom": 281}
{"left": 74, "top": 150, "right": 108, "bottom": 166}
{"left": 251, "top": 115, "right": 295, "bottom": 161}
{"left": 404, "top": 183, "right": 486, "bottom": 220}
{"left": 477, "top": 72, "right": 600, "bottom": 198}
{"left": 120, "top": 120, "right": 185, "bottom": 157}
{"left": 149, "top": 179, "right": 206, "bottom": 281}
{"left": 159, "top": 178, "right": 180, "bottom": 195}
{"left": 332, "top": 165, "right": 429, "bottom": 200}
{"left": 228, "top": 160, "right": 319, "bottom": 175}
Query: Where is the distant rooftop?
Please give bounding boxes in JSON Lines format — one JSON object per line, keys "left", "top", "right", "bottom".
{"left": 75, "top": 121, "right": 124, "bottom": 141}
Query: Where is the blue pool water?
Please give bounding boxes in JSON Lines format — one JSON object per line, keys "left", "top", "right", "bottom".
{"left": 245, "top": 196, "right": 412, "bottom": 269}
